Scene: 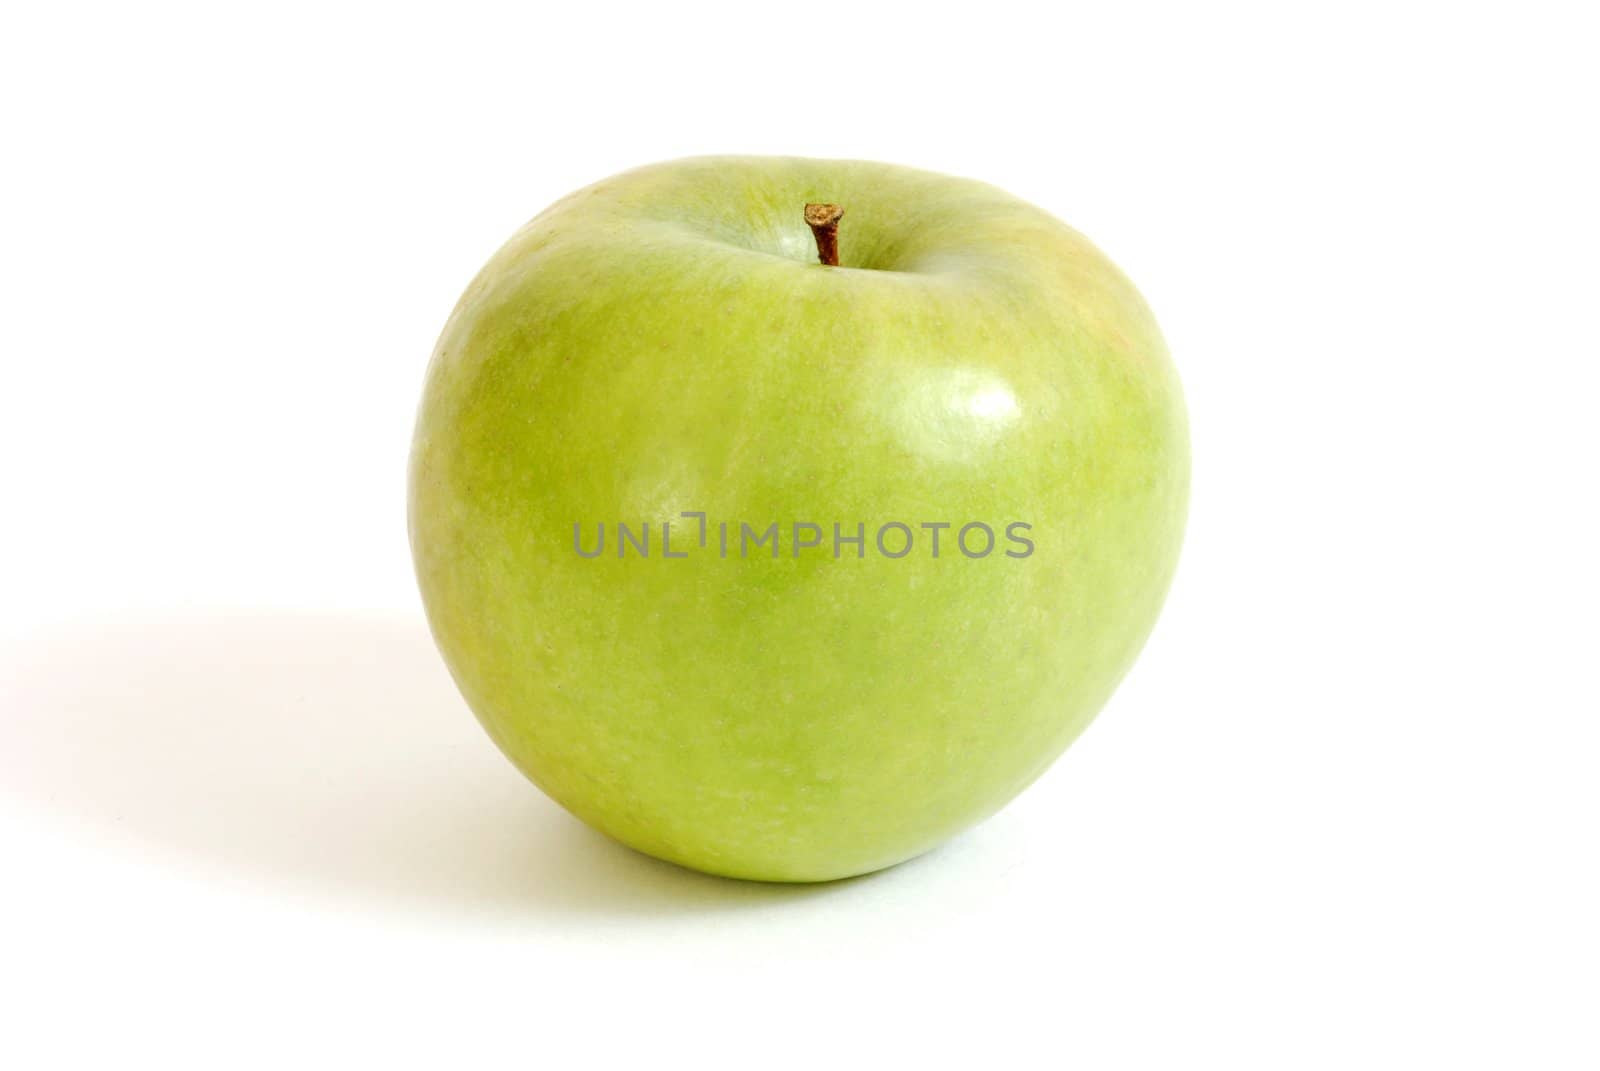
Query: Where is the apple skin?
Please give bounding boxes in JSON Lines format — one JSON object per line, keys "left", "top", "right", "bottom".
{"left": 409, "top": 157, "right": 1188, "bottom": 882}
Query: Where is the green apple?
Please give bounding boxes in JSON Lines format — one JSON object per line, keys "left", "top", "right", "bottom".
{"left": 409, "top": 156, "right": 1188, "bottom": 882}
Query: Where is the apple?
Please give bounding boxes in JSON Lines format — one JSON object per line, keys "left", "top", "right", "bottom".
{"left": 408, "top": 157, "right": 1188, "bottom": 882}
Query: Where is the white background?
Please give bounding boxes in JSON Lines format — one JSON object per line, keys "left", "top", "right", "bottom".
{"left": 2, "top": 2, "right": 1596, "bottom": 1066}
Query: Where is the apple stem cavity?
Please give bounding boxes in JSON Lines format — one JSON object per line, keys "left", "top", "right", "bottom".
{"left": 804, "top": 203, "right": 844, "bottom": 267}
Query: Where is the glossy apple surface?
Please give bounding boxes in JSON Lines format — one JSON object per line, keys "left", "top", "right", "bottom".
{"left": 409, "top": 157, "right": 1188, "bottom": 881}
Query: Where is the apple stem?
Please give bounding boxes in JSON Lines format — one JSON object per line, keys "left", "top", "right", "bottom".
{"left": 804, "top": 203, "right": 844, "bottom": 267}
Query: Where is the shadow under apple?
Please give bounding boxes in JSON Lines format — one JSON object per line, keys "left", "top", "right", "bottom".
{"left": 0, "top": 610, "right": 893, "bottom": 921}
